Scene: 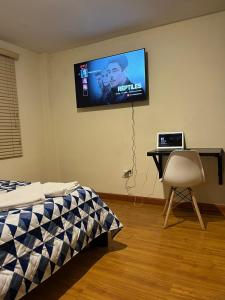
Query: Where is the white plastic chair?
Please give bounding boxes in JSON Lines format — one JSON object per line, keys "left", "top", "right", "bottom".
{"left": 162, "top": 150, "right": 205, "bottom": 230}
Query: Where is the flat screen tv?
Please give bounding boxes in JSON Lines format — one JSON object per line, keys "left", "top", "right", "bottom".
{"left": 74, "top": 48, "right": 147, "bottom": 108}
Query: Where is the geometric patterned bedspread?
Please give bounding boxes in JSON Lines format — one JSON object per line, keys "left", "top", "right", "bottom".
{"left": 0, "top": 181, "right": 122, "bottom": 299}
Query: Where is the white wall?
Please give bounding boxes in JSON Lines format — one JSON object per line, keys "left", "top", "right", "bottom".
{"left": 0, "top": 41, "right": 55, "bottom": 181}
{"left": 48, "top": 11, "right": 225, "bottom": 203}
{"left": 1, "top": 12, "right": 225, "bottom": 204}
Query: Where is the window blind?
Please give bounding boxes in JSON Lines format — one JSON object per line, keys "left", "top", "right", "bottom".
{"left": 0, "top": 54, "right": 22, "bottom": 159}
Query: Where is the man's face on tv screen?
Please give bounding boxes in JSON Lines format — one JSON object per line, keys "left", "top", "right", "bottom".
{"left": 107, "top": 62, "right": 126, "bottom": 88}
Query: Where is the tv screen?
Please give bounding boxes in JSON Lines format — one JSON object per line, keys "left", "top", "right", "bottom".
{"left": 74, "top": 48, "right": 147, "bottom": 108}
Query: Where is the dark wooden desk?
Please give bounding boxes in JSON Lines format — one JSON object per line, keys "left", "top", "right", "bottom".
{"left": 147, "top": 148, "right": 224, "bottom": 185}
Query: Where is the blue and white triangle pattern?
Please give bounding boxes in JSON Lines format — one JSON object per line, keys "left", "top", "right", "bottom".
{"left": 0, "top": 180, "right": 31, "bottom": 193}
{"left": 0, "top": 181, "right": 122, "bottom": 299}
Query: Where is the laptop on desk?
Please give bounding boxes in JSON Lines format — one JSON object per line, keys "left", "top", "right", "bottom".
{"left": 156, "top": 132, "right": 184, "bottom": 150}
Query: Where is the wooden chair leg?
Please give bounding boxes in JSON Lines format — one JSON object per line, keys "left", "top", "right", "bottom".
{"left": 191, "top": 191, "right": 206, "bottom": 230}
{"left": 163, "top": 187, "right": 172, "bottom": 216}
{"left": 163, "top": 188, "right": 174, "bottom": 228}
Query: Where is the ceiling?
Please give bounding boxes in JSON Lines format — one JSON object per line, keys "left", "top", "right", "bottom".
{"left": 0, "top": 0, "right": 225, "bottom": 53}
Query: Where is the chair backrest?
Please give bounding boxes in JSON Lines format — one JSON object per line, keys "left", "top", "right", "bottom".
{"left": 162, "top": 150, "right": 205, "bottom": 187}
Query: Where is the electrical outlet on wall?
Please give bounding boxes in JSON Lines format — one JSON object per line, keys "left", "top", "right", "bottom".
{"left": 122, "top": 169, "right": 133, "bottom": 178}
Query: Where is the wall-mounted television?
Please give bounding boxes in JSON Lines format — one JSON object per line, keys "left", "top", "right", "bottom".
{"left": 74, "top": 48, "right": 147, "bottom": 108}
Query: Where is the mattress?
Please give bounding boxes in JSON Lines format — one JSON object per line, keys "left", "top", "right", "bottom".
{"left": 0, "top": 181, "right": 122, "bottom": 299}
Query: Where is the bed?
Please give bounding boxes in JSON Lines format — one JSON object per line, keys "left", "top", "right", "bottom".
{"left": 0, "top": 180, "right": 122, "bottom": 299}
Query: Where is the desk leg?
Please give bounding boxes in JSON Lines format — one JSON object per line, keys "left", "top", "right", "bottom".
{"left": 218, "top": 154, "right": 223, "bottom": 185}
{"left": 159, "top": 154, "right": 163, "bottom": 178}
{"left": 153, "top": 154, "right": 163, "bottom": 179}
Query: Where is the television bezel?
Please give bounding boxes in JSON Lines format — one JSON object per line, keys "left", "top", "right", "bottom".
{"left": 74, "top": 48, "right": 148, "bottom": 108}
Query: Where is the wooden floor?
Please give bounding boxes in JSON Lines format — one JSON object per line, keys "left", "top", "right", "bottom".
{"left": 24, "top": 199, "right": 225, "bottom": 300}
